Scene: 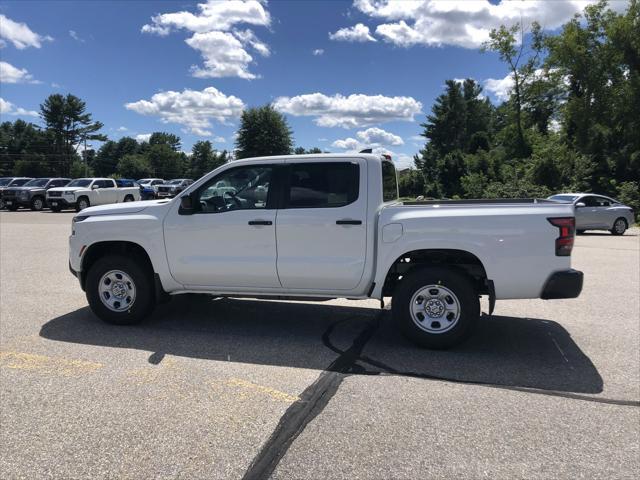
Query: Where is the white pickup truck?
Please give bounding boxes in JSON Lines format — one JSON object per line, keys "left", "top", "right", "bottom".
{"left": 47, "top": 178, "right": 140, "bottom": 212}
{"left": 69, "top": 154, "right": 583, "bottom": 348}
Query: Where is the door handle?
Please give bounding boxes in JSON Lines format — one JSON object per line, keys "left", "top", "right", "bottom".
{"left": 248, "top": 220, "right": 272, "bottom": 226}
{"left": 336, "top": 219, "right": 362, "bottom": 225}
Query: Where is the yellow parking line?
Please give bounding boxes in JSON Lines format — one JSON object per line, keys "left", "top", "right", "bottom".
{"left": 0, "top": 351, "right": 103, "bottom": 376}
{"left": 224, "top": 377, "right": 299, "bottom": 403}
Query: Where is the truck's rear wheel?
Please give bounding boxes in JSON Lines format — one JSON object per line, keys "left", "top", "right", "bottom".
{"left": 124, "top": 195, "right": 134, "bottom": 202}
{"left": 76, "top": 196, "right": 89, "bottom": 212}
{"left": 85, "top": 254, "right": 156, "bottom": 325}
{"left": 392, "top": 267, "right": 480, "bottom": 349}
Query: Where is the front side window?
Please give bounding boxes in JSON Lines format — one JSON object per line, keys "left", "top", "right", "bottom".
{"left": 286, "top": 162, "right": 359, "bottom": 208}
{"left": 382, "top": 160, "right": 398, "bottom": 202}
{"left": 594, "top": 197, "right": 611, "bottom": 207}
{"left": 196, "top": 166, "right": 272, "bottom": 213}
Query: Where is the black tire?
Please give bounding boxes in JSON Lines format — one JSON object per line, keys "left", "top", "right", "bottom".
{"left": 7, "top": 204, "right": 19, "bottom": 211}
{"left": 123, "top": 195, "right": 134, "bottom": 202}
{"left": 50, "top": 206, "right": 62, "bottom": 212}
{"left": 610, "top": 218, "right": 627, "bottom": 236}
{"left": 31, "top": 196, "right": 45, "bottom": 211}
{"left": 392, "top": 267, "right": 480, "bottom": 349}
{"left": 85, "top": 254, "right": 156, "bottom": 325}
{"left": 576, "top": 229, "right": 586, "bottom": 235}
{"left": 76, "top": 196, "right": 90, "bottom": 212}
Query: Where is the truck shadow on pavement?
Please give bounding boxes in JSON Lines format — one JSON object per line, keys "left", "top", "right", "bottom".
{"left": 39, "top": 296, "right": 603, "bottom": 395}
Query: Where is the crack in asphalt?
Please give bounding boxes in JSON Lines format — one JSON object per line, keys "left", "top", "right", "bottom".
{"left": 243, "top": 312, "right": 639, "bottom": 479}
{"left": 242, "top": 315, "right": 380, "bottom": 480}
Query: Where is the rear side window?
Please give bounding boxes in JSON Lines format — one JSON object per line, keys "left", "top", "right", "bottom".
{"left": 382, "top": 160, "right": 398, "bottom": 202}
{"left": 286, "top": 162, "right": 359, "bottom": 208}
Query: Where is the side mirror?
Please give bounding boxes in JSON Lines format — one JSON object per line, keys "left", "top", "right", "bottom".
{"left": 92, "top": 184, "right": 99, "bottom": 189}
{"left": 179, "top": 194, "right": 195, "bottom": 215}
{"left": 575, "top": 202, "right": 586, "bottom": 208}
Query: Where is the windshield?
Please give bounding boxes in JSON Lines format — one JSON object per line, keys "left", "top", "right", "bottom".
{"left": 167, "top": 179, "right": 183, "bottom": 185}
{"left": 548, "top": 194, "right": 579, "bottom": 202}
{"left": 24, "top": 178, "right": 50, "bottom": 187}
{"left": 66, "top": 179, "right": 92, "bottom": 187}
{"left": 0, "top": 178, "right": 12, "bottom": 186}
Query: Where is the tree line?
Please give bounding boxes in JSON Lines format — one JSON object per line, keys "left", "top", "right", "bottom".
{"left": 1, "top": 1, "right": 637, "bottom": 213}
{"left": 0, "top": 100, "right": 319, "bottom": 180}
{"left": 402, "top": 0, "right": 639, "bottom": 214}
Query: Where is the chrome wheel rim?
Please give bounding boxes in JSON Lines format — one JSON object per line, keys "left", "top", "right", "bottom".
{"left": 98, "top": 270, "right": 136, "bottom": 312}
{"left": 78, "top": 199, "right": 88, "bottom": 210}
{"left": 614, "top": 219, "right": 625, "bottom": 234}
{"left": 33, "top": 198, "right": 43, "bottom": 210}
{"left": 410, "top": 284, "right": 461, "bottom": 334}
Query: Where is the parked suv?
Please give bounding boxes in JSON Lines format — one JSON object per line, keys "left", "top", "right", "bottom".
{"left": 0, "top": 177, "right": 33, "bottom": 209}
{"left": 156, "top": 179, "right": 194, "bottom": 198}
{"left": 2, "top": 178, "right": 71, "bottom": 211}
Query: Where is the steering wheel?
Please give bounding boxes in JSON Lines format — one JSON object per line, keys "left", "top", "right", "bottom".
{"left": 223, "top": 191, "right": 242, "bottom": 209}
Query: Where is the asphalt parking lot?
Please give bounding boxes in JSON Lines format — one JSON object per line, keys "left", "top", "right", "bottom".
{"left": 1, "top": 210, "right": 638, "bottom": 479}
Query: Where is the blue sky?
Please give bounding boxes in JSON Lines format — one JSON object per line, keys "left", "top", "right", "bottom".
{"left": 0, "top": 0, "right": 625, "bottom": 168}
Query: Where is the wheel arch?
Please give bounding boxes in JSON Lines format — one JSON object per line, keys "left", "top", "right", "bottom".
{"left": 80, "top": 241, "right": 155, "bottom": 292}
{"left": 381, "top": 248, "right": 490, "bottom": 299}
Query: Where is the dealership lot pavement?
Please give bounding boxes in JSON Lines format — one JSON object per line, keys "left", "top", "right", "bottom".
{"left": 1, "top": 211, "right": 638, "bottom": 479}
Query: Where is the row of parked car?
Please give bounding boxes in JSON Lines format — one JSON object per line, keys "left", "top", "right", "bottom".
{"left": 0, "top": 176, "right": 194, "bottom": 212}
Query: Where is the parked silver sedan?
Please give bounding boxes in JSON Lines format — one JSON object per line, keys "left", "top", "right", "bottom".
{"left": 548, "top": 193, "right": 635, "bottom": 235}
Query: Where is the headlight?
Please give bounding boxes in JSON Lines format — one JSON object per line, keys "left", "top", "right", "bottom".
{"left": 19, "top": 191, "right": 28, "bottom": 197}
{"left": 64, "top": 190, "right": 75, "bottom": 195}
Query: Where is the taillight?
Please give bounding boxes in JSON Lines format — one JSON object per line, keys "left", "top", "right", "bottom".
{"left": 548, "top": 217, "right": 575, "bottom": 256}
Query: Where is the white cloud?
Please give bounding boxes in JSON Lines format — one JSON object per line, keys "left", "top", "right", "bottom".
{"left": 135, "top": 133, "right": 152, "bottom": 143}
{"left": 0, "top": 61, "right": 38, "bottom": 84}
{"left": 116, "top": 126, "right": 128, "bottom": 132}
{"left": 186, "top": 31, "right": 258, "bottom": 79}
{"left": 483, "top": 68, "right": 558, "bottom": 102}
{"left": 352, "top": 0, "right": 625, "bottom": 49}
{"left": 483, "top": 72, "right": 513, "bottom": 101}
{"left": 0, "top": 14, "right": 53, "bottom": 49}
{"left": 141, "top": 0, "right": 271, "bottom": 79}
{"left": 356, "top": 127, "right": 403, "bottom": 146}
{"left": 332, "top": 137, "right": 361, "bottom": 150}
{"left": 0, "top": 97, "right": 38, "bottom": 117}
{"left": 312, "top": 48, "right": 324, "bottom": 56}
{"left": 332, "top": 127, "right": 403, "bottom": 152}
{"left": 212, "top": 136, "right": 226, "bottom": 143}
{"left": 125, "top": 86, "right": 245, "bottom": 136}
{"left": 329, "top": 23, "right": 376, "bottom": 42}
{"left": 69, "top": 30, "right": 85, "bottom": 42}
{"left": 273, "top": 92, "right": 422, "bottom": 128}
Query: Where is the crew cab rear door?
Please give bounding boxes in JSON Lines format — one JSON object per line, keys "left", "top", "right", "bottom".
{"left": 275, "top": 159, "right": 367, "bottom": 290}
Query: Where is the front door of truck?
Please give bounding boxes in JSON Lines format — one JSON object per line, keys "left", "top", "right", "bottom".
{"left": 164, "top": 163, "right": 282, "bottom": 288}
{"left": 275, "top": 159, "right": 367, "bottom": 290}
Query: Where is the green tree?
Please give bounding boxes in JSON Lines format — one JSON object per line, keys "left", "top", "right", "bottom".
{"left": 235, "top": 105, "right": 293, "bottom": 159}
{"left": 149, "top": 132, "right": 181, "bottom": 151}
{"left": 190, "top": 140, "right": 227, "bottom": 179}
{"left": 415, "top": 79, "right": 492, "bottom": 197}
{"left": 483, "top": 21, "right": 545, "bottom": 157}
{"left": 117, "top": 154, "right": 152, "bottom": 179}
{"left": 39, "top": 94, "right": 107, "bottom": 175}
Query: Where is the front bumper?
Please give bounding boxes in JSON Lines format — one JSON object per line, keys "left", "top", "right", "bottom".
{"left": 541, "top": 269, "right": 583, "bottom": 299}
{"left": 47, "top": 198, "right": 75, "bottom": 209}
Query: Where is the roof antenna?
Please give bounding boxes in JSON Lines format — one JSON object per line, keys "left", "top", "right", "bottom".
{"left": 359, "top": 148, "right": 373, "bottom": 153}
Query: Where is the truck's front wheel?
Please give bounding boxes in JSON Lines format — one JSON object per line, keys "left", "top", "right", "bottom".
{"left": 86, "top": 255, "right": 156, "bottom": 325}
{"left": 392, "top": 267, "right": 480, "bottom": 349}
